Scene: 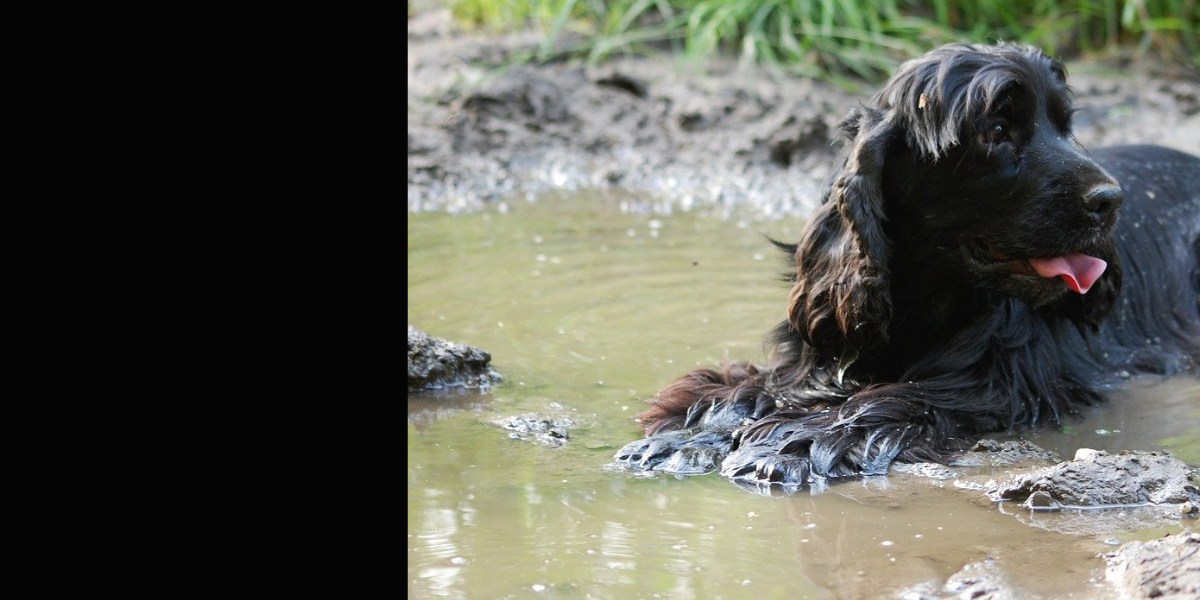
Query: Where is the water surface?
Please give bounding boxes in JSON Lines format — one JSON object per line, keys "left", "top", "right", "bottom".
{"left": 407, "top": 193, "right": 1198, "bottom": 600}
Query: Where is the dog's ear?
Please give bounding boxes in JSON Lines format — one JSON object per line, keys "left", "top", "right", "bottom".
{"left": 787, "top": 107, "right": 895, "bottom": 361}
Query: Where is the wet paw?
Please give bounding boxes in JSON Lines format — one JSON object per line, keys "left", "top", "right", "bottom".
{"left": 720, "top": 446, "right": 813, "bottom": 487}
{"left": 611, "top": 430, "right": 734, "bottom": 476}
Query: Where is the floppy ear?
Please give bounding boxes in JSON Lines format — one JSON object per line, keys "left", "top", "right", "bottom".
{"left": 787, "top": 107, "right": 896, "bottom": 361}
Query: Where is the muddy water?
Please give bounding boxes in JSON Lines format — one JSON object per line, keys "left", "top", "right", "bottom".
{"left": 407, "top": 193, "right": 1199, "bottom": 600}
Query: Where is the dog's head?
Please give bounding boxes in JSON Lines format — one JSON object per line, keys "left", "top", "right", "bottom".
{"left": 789, "top": 43, "right": 1123, "bottom": 358}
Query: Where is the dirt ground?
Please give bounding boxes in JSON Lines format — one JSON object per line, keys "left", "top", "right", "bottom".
{"left": 408, "top": 9, "right": 1199, "bottom": 218}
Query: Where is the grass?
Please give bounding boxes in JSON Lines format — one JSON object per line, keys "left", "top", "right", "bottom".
{"left": 446, "top": 0, "right": 1200, "bottom": 82}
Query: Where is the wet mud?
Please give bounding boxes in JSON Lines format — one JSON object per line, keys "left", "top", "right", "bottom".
{"left": 1103, "top": 532, "right": 1199, "bottom": 600}
{"left": 408, "top": 10, "right": 1200, "bottom": 217}
{"left": 988, "top": 449, "right": 1199, "bottom": 509}
{"left": 407, "top": 325, "right": 502, "bottom": 393}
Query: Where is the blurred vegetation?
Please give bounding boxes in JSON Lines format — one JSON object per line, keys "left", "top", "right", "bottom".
{"left": 446, "top": 0, "right": 1199, "bottom": 82}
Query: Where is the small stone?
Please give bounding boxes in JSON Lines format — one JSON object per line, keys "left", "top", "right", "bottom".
{"left": 1025, "top": 490, "right": 1061, "bottom": 510}
{"left": 1181, "top": 501, "right": 1199, "bottom": 517}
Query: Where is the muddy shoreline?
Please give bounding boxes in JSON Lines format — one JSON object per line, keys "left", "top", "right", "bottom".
{"left": 408, "top": 9, "right": 1199, "bottom": 218}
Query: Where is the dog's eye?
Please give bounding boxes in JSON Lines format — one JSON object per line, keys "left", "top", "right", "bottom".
{"left": 980, "top": 123, "right": 1008, "bottom": 145}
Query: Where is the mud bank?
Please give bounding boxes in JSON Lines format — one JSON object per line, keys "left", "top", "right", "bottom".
{"left": 898, "top": 445, "right": 1199, "bottom": 600}
{"left": 407, "top": 325, "right": 502, "bottom": 393}
{"left": 408, "top": 10, "right": 1200, "bottom": 218}
{"left": 1104, "top": 532, "right": 1200, "bottom": 600}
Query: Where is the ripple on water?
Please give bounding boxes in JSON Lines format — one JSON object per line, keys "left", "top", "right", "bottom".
{"left": 409, "top": 196, "right": 1200, "bottom": 600}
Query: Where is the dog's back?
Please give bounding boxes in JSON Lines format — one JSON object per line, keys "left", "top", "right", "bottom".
{"left": 1092, "top": 145, "right": 1200, "bottom": 375}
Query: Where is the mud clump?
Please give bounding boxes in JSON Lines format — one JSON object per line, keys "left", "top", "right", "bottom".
{"left": 1104, "top": 532, "right": 1199, "bottom": 600}
{"left": 891, "top": 462, "right": 958, "bottom": 480}
{"left": 989, "top": 449, "right": 1200, "bottom": 510}
{"left": 407, "top": 325, "right": 502, "bottom": 393}
{"left": 494, "top": 412, "right": 575, "bottom": 447}
{"left": 953, "top": 438, "right": 1062, "bottom": 468}
{"left": 900, "top": 559, "right": 1031, "bottom": 600}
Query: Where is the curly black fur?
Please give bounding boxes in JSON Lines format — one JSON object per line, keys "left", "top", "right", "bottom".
{"left": 613, "top": 42, "right": 1200, "bottom": 492}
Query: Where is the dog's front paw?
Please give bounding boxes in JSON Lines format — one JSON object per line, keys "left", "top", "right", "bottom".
{"left": 611, "top": 430, "right": 734, "bottom": 476}
{"left": 719, "top": 445, "right": 813, "bottom": 487}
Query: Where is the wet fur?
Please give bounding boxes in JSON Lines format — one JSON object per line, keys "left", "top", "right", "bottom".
{"left": 614, "top": 43, "right": 1200, "bottom": 490}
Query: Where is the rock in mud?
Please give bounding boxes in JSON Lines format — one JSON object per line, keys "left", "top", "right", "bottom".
{"left": 898, "top": 439, "right": 1059, "bottom": 484}
{"left": 951, "top": 438, "right": 1061, "bottom": 468}
{"left": 1104, "top": 532, "right": 1199, "bottom": 600}
{"left": 899, "top": 559, "right": 1031, "bottom": 600}
{"left": 494, "top": 412, "right": 575, "bottom": 447}
{"left": 408, "top": 325, "right": 502, "bottom": 393}
{"left": 988, "top": 449, "right": 1199, "bottom": 509}
{"left": 891, "top": 462, "right": 958, "bottom": 480}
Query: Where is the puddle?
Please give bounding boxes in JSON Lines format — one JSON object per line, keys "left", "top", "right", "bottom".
{"left": 407, "top": 193, "right": 1198, "bottom": 600}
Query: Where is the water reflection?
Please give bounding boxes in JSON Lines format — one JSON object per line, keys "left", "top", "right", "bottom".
{"left": 1028, "top": 376, "right": 1200, "bottom": 464}
{"left": 408, "top": 389, "right": 492, "bottom": 433}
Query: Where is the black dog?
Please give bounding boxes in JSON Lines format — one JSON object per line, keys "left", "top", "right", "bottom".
{"left": 614, "top": 42, "right": 1200, "bottom": 491}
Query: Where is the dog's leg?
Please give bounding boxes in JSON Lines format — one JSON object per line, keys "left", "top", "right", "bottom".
{"left": 720, "top": 390, "right": 983, "bottom": 487}
{"left": 611, "top": 362, "right": 776, "bottom": 475}
{"left": 637, "top": 362, "right": 769, "bottom": 434}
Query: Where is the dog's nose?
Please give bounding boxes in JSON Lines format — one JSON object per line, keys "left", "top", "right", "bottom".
{"left": 1082, "top": 185, "right": 1123, "bottom": 223}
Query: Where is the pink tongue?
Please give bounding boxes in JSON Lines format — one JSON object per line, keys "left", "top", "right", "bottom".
{"left": 1028, "top": 253, "right": 1107, "bottom": 294}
